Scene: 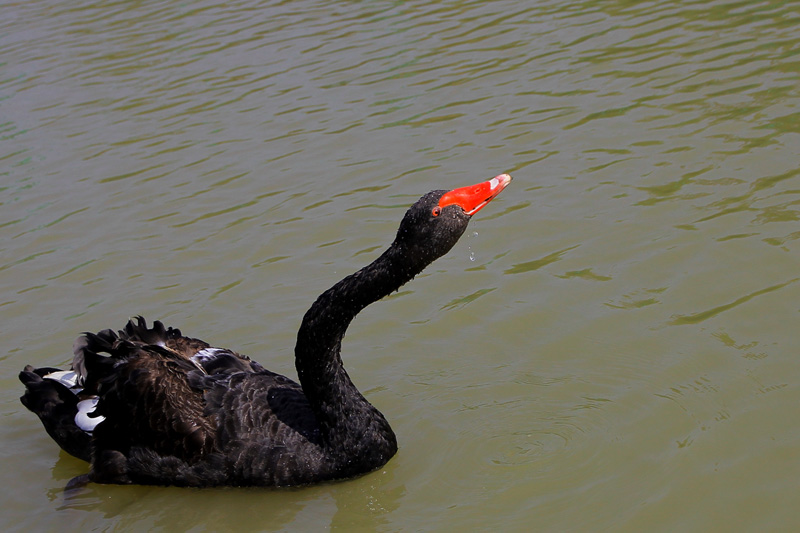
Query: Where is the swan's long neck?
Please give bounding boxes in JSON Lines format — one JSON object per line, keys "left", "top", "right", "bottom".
{"left": 294, "top": 241, "right": 420, "bottom": 462}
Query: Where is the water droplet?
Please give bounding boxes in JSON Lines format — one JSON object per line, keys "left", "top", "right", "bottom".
{"left": 467, "top": 232, "right": 479, "bottom": 261}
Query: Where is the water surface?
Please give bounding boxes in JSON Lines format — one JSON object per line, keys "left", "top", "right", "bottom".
{"left": 3, "top": 0, "right": 800, "bottom": 530}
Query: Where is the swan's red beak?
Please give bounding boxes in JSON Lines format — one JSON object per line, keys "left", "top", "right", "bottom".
{"left": 438, "top": 173, "right": 512, "bottom": 216}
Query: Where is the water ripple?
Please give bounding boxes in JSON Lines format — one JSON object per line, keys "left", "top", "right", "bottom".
{"left": 4, "top": 1, "right": 800, "bottom": 530}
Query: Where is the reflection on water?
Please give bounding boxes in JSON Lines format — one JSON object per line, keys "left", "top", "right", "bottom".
{"left": 54, "top": 463, "right": 406, "bottom": 532}
{"left": 3, "top": 0, "right": 800, "bottom": 530}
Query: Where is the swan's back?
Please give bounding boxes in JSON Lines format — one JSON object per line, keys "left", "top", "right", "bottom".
{"left": 22, "top": 318, "right": 334, "bottom": 487}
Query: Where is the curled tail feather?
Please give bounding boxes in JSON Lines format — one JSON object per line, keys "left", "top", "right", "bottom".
{"left": 19, "top": 366, "right": 91, "bottom": 462}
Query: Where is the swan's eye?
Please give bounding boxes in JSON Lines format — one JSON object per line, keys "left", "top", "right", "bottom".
{"left": 432, "top": 206, "right": 441, "bottom": 217}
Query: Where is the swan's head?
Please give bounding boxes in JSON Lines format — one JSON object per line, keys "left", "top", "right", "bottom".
{"left": 394, "top": 173, "right": 512, "bottom": 265}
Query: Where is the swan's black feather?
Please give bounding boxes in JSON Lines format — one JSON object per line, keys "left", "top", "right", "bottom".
{"left": 19, "top": 367, "right": 92, "bottom": 462}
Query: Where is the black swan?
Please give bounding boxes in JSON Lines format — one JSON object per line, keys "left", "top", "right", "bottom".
{"left": 19, "top": 173, "right": 512, "bottom": 487}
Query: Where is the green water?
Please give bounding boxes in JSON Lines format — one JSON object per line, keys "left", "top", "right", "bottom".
{"left": 3, "top": 0, "right": 800, "bottom": 530}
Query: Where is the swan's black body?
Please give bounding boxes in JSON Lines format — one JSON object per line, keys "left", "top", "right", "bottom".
{"left": 19, "top": 175, "right": 511, "bottom": 487}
